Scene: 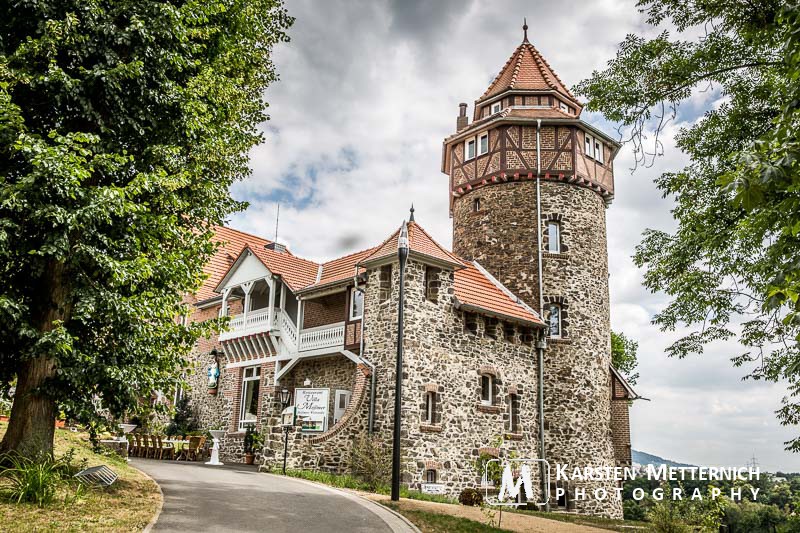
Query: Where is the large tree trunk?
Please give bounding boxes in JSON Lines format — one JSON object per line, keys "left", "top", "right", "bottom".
{"left": 0, "top": 357, "right": 58, "bottom": 458}
{"left": 1, "top": 260, "right": 71, "bottom": 458}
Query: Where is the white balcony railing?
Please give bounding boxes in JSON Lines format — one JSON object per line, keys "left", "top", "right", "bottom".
{"left": 219, "top": 307, "right": 271, "bottom": 341}
{"left": 221, "top": 304, "right": 345, "bottom": 354}
{"left": 297, "top": 322, "right": 345, "bottom": 352}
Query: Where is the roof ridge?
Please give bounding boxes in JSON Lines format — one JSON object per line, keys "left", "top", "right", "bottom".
{"left": 214, "top": 225, "right": 273, "bottom": 245}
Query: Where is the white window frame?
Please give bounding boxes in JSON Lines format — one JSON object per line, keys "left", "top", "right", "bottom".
{"left": 584, "top": 134, "right": 595, "bottom": 159}
{"left": 490, "top": 101, "right": 502, "bottom": 114}
{"left": 239, "top": 365, "right": 261, "bottom": 431}
{"left": 595, "top": 140, "right": 604, "bottom": 164}
{"left": 349, "top": 287, "right": 364, "bottom": 320}
{"left": 480, "top": 374, "right": 493, "bottom": 406}
{"left": 547, "top": 221, "right": 561, "bottom": 253}
{"left": 465, "top": 138, "right": 476, "bottom": 160}
{"left": 424, "top": 391, "right": 436, "bottom": 424}
{"left": 478, "top": 133, "right": 489, "bottom": 156}
{"left": 548, "top": 304, "right": 561, "bottom": 338}
{"left": 334, "top": 389, "right": 352, "bottom": 424}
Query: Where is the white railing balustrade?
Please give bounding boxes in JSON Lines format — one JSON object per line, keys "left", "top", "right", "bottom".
{"left": 298, "top": 322, "right": 345, "bottom": 352}
{"left": 220, "top": 307, "right": 272, "bottom": 340}
{"left": 278, "top": 310, "right": 299, "bottom": 349}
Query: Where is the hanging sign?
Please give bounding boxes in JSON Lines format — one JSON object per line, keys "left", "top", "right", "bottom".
{"left": 294, "top": 388, "right": 329, "bottom": 432}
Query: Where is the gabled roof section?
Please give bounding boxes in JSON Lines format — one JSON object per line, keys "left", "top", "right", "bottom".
{"left": 454, "top": 261, "right": 544, "bottom": 326}
{"left": 610, "top": 366, "right": 646, "bottom": 401}
{"left": 360, "top": 221, "right": 463, "bottom": 269}
{"left": 479, "top": 37, "right": 581, "bottom": 111}
{"left": 249, "top": 245, "right": 320, "bottom": 292}
{"left": 197, "top": 226, "right": 272, "bottom": 302}
{"left": 309, "top": 246, "right": 378, "bottom": 292}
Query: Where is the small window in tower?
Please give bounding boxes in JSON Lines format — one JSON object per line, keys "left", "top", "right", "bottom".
{"left": 473, "top": 197, "right": 481, "bottom": 213}
{"left": 465, "top": 138, "right": 476, "bottom": 160}
{"left": 547, "top": 222, "right": 561, "bottom": 253}
{"left": 595, "top": 140, "right": 604, "bottom": 164}
{"left": 508, "top": 393, "right": 520, "bottom": 433}
{"left": 481, "top": 374, "right": 494, "bottom": 406}
{"left": 478, "top": 133, "right": 489, "bottom": 155}
{"left": 585, "top": 134, "right": 595, "bottom": 158}
{"left": 548, "top": 304, "right": 561, "bottom": 338}
{"left": 491, "top": 102, "right": 502, "bottom": 114}
{"left": 424, "top": 391, "right": 436, "bottom": 424}
{"left": 559, "top": 101, "right": 568, "bottom": 113}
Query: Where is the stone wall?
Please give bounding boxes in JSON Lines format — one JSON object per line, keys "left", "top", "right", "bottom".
{"left": 452, "top": 179, "right": 622, "bottom": 518}
{"left": 361, "top": 257, "right": 545, "bottom": 500}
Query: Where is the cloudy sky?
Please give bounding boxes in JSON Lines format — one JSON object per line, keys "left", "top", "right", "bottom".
{"left": 228, "top": 0, "right": 796, "bottom": 471}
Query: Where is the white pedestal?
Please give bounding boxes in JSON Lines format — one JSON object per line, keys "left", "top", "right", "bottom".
{"left": 205, "top": 430, "right": 225, "bottom": 466}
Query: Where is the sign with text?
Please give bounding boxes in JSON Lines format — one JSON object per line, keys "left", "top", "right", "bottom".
{"left": 421, "top": 483, "right": 447, "bottom": 495}
{"left": 295, "top": 388, "right": 329, "bottom": 432}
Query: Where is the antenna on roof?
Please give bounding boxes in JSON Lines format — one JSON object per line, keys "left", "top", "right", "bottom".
{"left": 274, "top": 203, "right": 280, "bottom": 243}
{"left": 523, "top": 18, "right": 529, "bottom": 42}
{"left": 409, "top": 204, "right": 415, "bottom": 222}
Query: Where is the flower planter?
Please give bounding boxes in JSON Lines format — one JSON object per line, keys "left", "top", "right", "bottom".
{"left": 244, "top": 453, "right": 255, "bottom": 465}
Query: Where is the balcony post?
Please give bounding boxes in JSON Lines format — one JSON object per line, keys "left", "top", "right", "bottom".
{"left": 220, "top": 288, "right": 231, "bottom": 317}
{"left": 242, "top": 281, "right": 254, "bottom": 329}
{"left": 267, "top": 276, "right": 276, "bottom": 330}
{"left": 297, "top": 300, "right": 305, "bottom": 351}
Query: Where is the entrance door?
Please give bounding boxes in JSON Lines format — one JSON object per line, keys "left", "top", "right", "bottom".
{"left": 333, "top": 389, "right": 351, "bottom": 424}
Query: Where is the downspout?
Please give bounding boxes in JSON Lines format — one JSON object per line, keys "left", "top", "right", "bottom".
{"left": 354, "top": 265, "right": 377, "bottom": 435}
{"left": 536, "top": 119, "right": 550, "bottom": 511}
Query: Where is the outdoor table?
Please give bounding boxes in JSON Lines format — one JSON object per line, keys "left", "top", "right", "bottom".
{"left": 164, "top": 439, "right": 190, "bottom": 460}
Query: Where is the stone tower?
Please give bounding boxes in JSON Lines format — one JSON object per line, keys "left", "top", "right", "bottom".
{"left": 441, "top": 24, "right": 623, "bottom": 517}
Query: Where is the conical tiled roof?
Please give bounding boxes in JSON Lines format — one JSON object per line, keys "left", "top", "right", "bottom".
{"left": 479, "top": 36, "right": 580, "bottom": 110}
{"left": 360, "top": 221, "right": 463, "bottom": 268}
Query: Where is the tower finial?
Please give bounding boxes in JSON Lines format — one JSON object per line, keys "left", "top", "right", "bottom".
{"left": 409, "top": 204, "right": 415, "bottom": 222}
{"left": 523, "top": 18, "right": 529, "bottom": 42}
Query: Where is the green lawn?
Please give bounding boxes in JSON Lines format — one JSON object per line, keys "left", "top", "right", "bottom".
{"left": 509, "top": 508, "right": 652, "bottom": 531}
{"left": 0, "top": 422, "right": 161, "bottom": 532}
{"left": 382, "top": 502, "right": 511, "bottom": 533}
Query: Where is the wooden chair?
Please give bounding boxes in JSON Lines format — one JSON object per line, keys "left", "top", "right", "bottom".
{"left": 144, "top": 435, "right": 156, "bottom": 458}
{"left": 157, "top": 435, "right": 175, "bottom": 460}
{"left": 133, "top": 433, "right": 143, "bottom": 457}
{"left": 196, "top": 436, "right": 207, "bottom": 462}
{"left": 126, "top": 434, "right": 135, "bottom": 457}
{"left": 186, "top": 436, "right": 202, "bottom": 461}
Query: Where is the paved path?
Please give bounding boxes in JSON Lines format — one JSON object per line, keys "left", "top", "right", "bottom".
{"left": 132, "top": 459, "right": 415, "bottom": 533}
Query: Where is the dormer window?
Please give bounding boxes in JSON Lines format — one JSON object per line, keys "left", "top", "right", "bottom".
{"left": 465, "top": 138, "right": 476, "bottom": 160}
{"left": 594, "top": 140, "right": 604, "bottom": 164}
{"left": 585, "top": 134, "right": 595, "bottom": 158}
{"left": 491, "top": 102, "right": 502, "bottom": 114}
{"left": 478, "top": 133, "right": 489, "bottom": 155}
{"left": 559, "top": 101, "right": 568, "bottom": 113}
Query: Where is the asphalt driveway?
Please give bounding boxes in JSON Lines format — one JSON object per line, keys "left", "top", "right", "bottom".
{"left": 132, "top": 459, "right": 415, "bottom": 532}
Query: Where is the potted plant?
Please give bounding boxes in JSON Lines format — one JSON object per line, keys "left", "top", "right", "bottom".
{"left": 243, "top": 425, "right": 264, "bottom": 465}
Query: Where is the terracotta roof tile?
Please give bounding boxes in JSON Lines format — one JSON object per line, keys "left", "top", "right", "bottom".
{"left": 480, "top": 40, "right": 581, "bottom": 110}
{"left": 315, "top": 246, "right": 378, "bottom": 289}
{"left": 197, "top": 226, "right": 272, "bottom": 301}
{"left": 454, "top": 262, "right": 543, "bottom": 326}
{"left": 361, "top": 222, "right": 463, "bottom": 268}
{"left": 249, "top": 245, "right": 320, "bottom": 292}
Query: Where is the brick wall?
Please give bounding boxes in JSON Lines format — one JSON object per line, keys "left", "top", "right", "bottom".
{"left": 610, "top": 400, "right": 631, "bottom": 467}
{"left": 303, "top": 291, "right": 347, "bottom": 328}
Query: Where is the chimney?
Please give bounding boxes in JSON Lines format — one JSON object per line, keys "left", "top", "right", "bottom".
{"left": 265, "top": 242, "right": 287, "bottom": 254}
{"left": 457, "top": 103, "right": 469, "bottom": 131}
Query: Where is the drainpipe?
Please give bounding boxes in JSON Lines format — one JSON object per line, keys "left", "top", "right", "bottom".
{"left": 354, "top": 265, "right": 377, "bottom": 435}
{"left": 535, "top": 119, "right": 550, "bottom": 512}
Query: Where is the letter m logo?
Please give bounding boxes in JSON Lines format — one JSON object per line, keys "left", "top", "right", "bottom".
{"left": 498, "top": 463, "right": 534, "bottom": 502}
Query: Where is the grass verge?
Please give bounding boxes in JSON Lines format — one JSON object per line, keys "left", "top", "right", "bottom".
{"left": 0, "top": 421, "right": 161, "bottom": 532}
{"left": 382, "top": 501, "right": 510, "bottom": 532}
{"left": 508, "top": 508, "right": 652, "bottom": 531}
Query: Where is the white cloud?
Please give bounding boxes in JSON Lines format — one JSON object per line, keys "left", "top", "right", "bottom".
{"left": 229, "top": 0, "right": 800, "bottom": 471}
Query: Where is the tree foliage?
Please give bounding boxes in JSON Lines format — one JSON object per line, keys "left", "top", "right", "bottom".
{"left": 576, "top": 1, "right": 800, "bottom": 449}
{"left": 611, "top": 331, "right": 640, "bottom": 385}
{"left": 0, "top": 0, "right": 292, "bottom": 455}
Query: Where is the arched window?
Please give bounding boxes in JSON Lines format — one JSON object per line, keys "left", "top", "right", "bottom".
{"left": 547, "top": 221, "right": 561, "bottom": 253}
{"left": 548, "top": 304, "right": 561, "bottom": 338}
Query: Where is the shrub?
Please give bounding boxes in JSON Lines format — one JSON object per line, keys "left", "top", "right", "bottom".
{"left": 350, "top": 436, "right": 392, "bottom": 491}
{"left": 166, "top": 397, "right": 199, "bottom": 437}
{"left": 623, "top": 498, "right": 648, "bottom": 521}
{"left": 459, "top": 487, "right": 483, "bottom": 506}
{"left": 1, "top": 454, "right": 61, "bottom": 506}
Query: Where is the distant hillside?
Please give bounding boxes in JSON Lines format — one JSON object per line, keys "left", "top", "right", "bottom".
{"left": 632, "top": 449, "right": 695, "bottom": 468}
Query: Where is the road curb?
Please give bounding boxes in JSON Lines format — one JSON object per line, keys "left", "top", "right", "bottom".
{"left": 263, "top": 473, "right": 420, "bottom": 533}
{"left": 132, "top": 462, "right": 164, "bottom": 533}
